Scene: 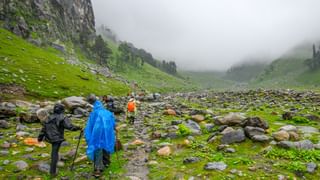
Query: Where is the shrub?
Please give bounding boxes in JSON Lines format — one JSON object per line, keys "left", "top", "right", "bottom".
{"left": 177, "top": 124, "right": 191, "bottom": 137}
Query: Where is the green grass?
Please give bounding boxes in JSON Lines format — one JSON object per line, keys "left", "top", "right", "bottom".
{"left": 0, "top": 116, "right": 130, "bottom": 179}
{"left": 0, "top": 28, "right": 130, "bottom": 99}
{"left": 181, "top": 71, "right": 233, "bottom": 90}
{"left": 116, "top": 62, "right": 196, "bottom": 93}
{"left": 251, "top": 43, "right": 320, "bottom": 89}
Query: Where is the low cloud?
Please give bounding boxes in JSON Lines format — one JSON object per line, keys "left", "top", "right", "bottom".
{"left": 92, "top": 0, "right": 320, "bottom": 70}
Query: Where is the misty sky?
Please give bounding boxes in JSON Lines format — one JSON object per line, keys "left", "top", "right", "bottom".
{"left": 92, "top": 0, "right": 320, "bottom": 70}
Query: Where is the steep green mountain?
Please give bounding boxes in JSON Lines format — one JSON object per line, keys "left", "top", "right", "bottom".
{"left": 97, "top": 28, "right": 195, "bottom": 93}
{"left": 0, "top": 28, "right": 129, "bottom": 99}
{"left": 0, "top": 0, "right": 193, "bottom": 99}
{"left": 252, "top": 43, "right": 320, "bottom": 88}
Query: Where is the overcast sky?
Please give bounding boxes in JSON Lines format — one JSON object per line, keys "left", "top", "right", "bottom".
{"left": 92, "top": 0, "right": 320, "bottom": 71}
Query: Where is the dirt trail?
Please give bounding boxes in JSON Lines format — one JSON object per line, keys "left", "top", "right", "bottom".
{"left": 123, "top": 102, "right": 151, "bottom": 180}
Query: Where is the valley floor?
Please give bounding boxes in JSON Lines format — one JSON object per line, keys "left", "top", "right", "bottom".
{"left": 0, "top": 89, "right": 320, "bottom": 179}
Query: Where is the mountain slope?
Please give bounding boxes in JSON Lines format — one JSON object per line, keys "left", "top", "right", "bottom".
{"left": 0, "top": 28, "right": 129, "bottom": 99}
{"left": 181, "top": 71, "right": 233, "bottom": 90}
{"left": 252, "top": 43, "right": 320, "bottom": 88}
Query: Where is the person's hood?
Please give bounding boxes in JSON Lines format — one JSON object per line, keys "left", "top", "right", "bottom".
{"left": 93, "top": 100, "right": 104, "bottom": 110}
{"left": 53, "top": 103, "right": 65, "bottom": 114}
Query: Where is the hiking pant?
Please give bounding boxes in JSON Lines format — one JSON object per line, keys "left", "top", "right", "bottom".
{"left": 94, "top": 149, "right": 111, "bottom": 171}
{"left": 50, "top": 142, "right": 62, "bottom": 175}
{"left": 128, "top": 112, "right": 136, "bottom": 124}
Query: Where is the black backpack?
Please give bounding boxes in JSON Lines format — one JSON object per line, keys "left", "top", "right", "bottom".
{"left": 43, "top": 115, "right": 63, "bottom": 143}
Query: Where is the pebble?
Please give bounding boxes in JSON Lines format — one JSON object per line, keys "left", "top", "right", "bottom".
{"left": 0, "top": 150, "right": 9, "bottom": 156}
{"left": 13, "top": 160, "right": 28, "bottom": 171}
{"left": 204, "top": 162, "right": 227, "bottom": 171}
{"left": 3, "top": 160, "right": 10, "bottom": 165}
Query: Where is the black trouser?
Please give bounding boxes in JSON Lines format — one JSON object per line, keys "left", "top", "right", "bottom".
{"left": 94, "top": 149, "right": 111, "bottom": 171}
{"left": 103, "top": 150, "right": 111, "bottom": 167}
{"left": 50, "top": 141, "right": 62, "bottom": 175}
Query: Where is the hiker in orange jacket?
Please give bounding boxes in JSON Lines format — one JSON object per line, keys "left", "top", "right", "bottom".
{"left": 127, "top": 97, "right": 137, "bottom": 124}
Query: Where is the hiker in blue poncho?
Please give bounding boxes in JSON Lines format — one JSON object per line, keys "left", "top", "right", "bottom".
{"left": 85, "top": 94, "right": 116, "bottom": 177}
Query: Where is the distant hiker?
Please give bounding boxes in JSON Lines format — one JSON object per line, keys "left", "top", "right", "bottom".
{"left": 85, "top": 94, "right": 116, "bottom": 177}
{"left": 127, "top": 97, "right": 137, "bottom": 124}
{"left": 103, "top": 95, "right": 123, "bottom": 114}
{"left": 38, "top": 103, "right": 81, "bottom": 177}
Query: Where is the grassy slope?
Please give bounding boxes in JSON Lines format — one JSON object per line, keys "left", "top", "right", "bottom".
{"left": 105, "top": 39, "right": 196, "bottom": 93}
{"left": 0, "top": 28, "right": 130, "bottom": 99}
{"left": 118, "top": 64, "right": 195, "bottom": 93}
{"left": 181, "top": 71, "right": 234, "bottom": 90}
{"left": 252, "top": 44, "right": 320, "bottom": 89}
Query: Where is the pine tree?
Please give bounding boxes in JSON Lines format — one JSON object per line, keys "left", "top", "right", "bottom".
{"left": 92, "top": 35, "right": 111, "bottom": 65}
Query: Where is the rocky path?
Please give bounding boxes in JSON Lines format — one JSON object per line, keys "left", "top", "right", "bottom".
{"left": 123, "top": 102, "right": 151, "bottom": 180}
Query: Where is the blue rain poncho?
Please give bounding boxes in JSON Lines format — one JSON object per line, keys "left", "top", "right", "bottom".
{"left": 84, "top": 100, "right": 116, "bottom": 160}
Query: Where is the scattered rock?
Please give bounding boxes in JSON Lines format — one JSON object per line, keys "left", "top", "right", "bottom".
{"left": 151, "top": 131, "right": 162, "bottom": 139}
{"left": 131, "top": 139, "right": 145, "bottom": 146}
{"left": 273, "top": 130, "right": 290, "bottom": 141}
{"left": 297, "top": 126, "right": 319, "bottom": 135}
{"left": 282, "top": 112, "right": 294, "bottom": 120}
{"left": 217, "top": 144, "right": 229, "bottom": 151}
{"left": 0, "top": 120, "right": 9, "bottom": 129}
{"left": 248, "top": 166, "right": 257, "bottom": 171}
{"left": 25, "top": 147, "right": 34, "bottom": 152}
{"left": 74, "top": 155, "right": 87, "bottom": 163}
{"left": 221, "top": 129, "right": 246, "bottom": 144}
{"left": 3, "top": 160, "right": 10, "bottom": 165}
{"left": 204, "top": 162, "right": 227, "bottom": 171}
{"left": 57, "top": 161, "right": 65, "bottom": 167}
{"left": 13, "top": 160, "right": 28, "bottom": 171}
{"left": 61, "top": 141, "right": 70, "bottom": 147}
{"left": 73, "top": 107, "right": 88, "bottom": 117}
{"left": 288, "top": 131, "right": 299, "bottom": 141}
{"left": 244, "top": 126, "right": 265, "bottom": 138}
{"left": 277, "top": 140, "right": 314, "bottom": 150}
{"left": 36, "top": 108, "right": 49, "bottom": 122}
{"left": 148, "top": 161, "right": 158, "bottom": 165}
{"left": 221, "top": 127, "right": 234, "bottom": 135}
{"left": 38, "top": 162, "right": 50, "bottom": 173}
{"left": 279, "top": 125, "right": 297, "bottom": 132}
{"left": 306, "top": 114, "right": 320, "bottom": 122}
{"left": 62, "top": 96, "right": 87, "bottom": 110}
{"left": 163, "top": 109, "right": 176, "bottom": 116}
{"left": 241, "top": 117, "right": 269, "bottom": 129}
{"left": 157, "top": 146, "right": 171, "bottom": 156}
{"left": 183, "top": 157, "right": 200, "bottom": 164}
{"left": 306, "top": 162, "right": 317, "bottom": 173}
{"left": 41, "top": 153, "right": 50, "bottom": 158}
{"left": 0, "top": 150, "right": 9, "bottom": 156}
{"left": 252, "top": 135, "right": 270, "bottom": 142}
{"left": 1, "top": 142, "right": 10, "bottom": 149}
{"left": 204, "top": 123, "right": 215, "bottom": 132}
{"left": 225, "top": 148, "right": 236, "bottom": 153}
{"left": 171, "top": 120, "right": 183, "bottom": 125}
{"left": 16, "top": 124, "right": 28, "bottom": 131}
{"left": 0, "top": 102, "right": 16, "bottom": 117}
{"left": 16, "top": 131, "right": 30, "bottom": 137}
{"left": 185, "top": 120, "right": 201, "bottom": 135}
{"left": 192, "top": 115, "right": 205, "bottom": 122}
{"left": 215, "top": 112, "right": 245, "bottom": 126}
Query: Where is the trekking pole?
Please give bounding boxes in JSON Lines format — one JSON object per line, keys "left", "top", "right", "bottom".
{"left": 115, "top": 131, "right": 121, "bottom": 167}
{"left": 71, "top": 129, "right": 83, "bottom": 171}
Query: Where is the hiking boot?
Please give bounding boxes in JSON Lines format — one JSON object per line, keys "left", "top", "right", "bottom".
{"left": 93, "top": 170, "right": 102, "bottom": 177}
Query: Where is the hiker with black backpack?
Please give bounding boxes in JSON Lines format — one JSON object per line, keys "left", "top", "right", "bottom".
{"left": 38, "top": 103, "right": 82, "bottom": 177}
